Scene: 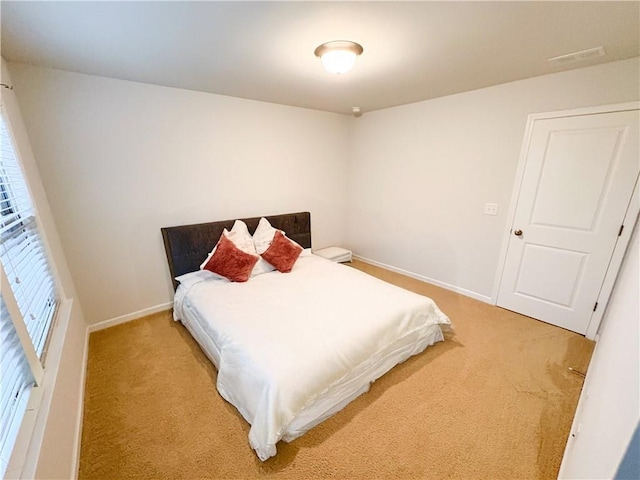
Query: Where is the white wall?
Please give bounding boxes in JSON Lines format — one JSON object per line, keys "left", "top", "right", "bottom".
{"left": 1, "top": 59, "right": 88, "bottom": 479}
{"left": 559, "top": 219, "right": 639, "bottom": 479}
{"left": 10, "top": 59, "right": 638, "bottom": 322}
{"left": 6, "top": 53, "right": 640, "bottom": 480}
{"left": 346, "top": 57, "right": 640, "bottom": 300}
{"left": 8, "top": 63, "right": 351, "bottom": 325}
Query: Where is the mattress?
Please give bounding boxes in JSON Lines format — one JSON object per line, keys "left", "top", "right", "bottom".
{"left": 173, "top": 254, "right": 451, "bottom": 460}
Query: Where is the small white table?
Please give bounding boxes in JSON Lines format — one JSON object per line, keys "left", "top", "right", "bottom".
{"left": 314, "top": 246, "right": 352, "bottom": 263}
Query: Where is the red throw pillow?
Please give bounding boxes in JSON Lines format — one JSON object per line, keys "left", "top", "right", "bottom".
{"left": 202, "top": 234, "right": 259, "bottom": 282}
{"left": 261, "top": 230, "right": 303, "bottom": 273}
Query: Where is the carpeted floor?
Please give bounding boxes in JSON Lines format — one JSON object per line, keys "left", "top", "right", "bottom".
{"left": 79, "top": 260, "right": 594, "bottom": 479}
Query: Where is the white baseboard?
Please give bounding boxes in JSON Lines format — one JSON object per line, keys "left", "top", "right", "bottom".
{"left": 353, "top": 255, "right": 493, "bottom": 304}
{"left": 87, "top": 302, "right": 173, "bottom": 333}
{"left": 72, "top": 326, "right": 90, "bottom": 479}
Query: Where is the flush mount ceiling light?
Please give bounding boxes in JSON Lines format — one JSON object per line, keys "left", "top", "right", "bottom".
{"left": 314, "top": 40, "right": 363, "bottom": 74}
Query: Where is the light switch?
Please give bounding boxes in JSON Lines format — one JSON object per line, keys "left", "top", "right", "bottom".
{"left": 484, "top": 203, "right": 498, "bottom": 216}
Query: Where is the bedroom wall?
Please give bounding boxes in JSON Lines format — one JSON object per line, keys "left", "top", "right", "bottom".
{"left": 1, "top": 59, "right": 88, "bottom": 479}
{"left": 558, "top": 220, "right": 639, "bottom": 479}
{"left": 346, "top": 57, "right": 640, "bottom": 301}
{"left": 7, "top": 63, "right": 350, "bottom": 325}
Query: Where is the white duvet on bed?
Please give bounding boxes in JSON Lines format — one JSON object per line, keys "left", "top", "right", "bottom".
{"left": 174, "top": 255, "right": 451, "bottom": 460}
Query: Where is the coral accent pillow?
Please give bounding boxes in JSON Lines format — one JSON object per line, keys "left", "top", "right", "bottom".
{"left": 199, "top": 220, "right": 272, "bottom": 277}
{"left": 261, "top": 230, "right": 303, "bottom": 273}
{"left": 202, "top": 234, "right": 259, "bottom": 282}
{"left": 200, "top": 228, "right": 231, "bottom": 270}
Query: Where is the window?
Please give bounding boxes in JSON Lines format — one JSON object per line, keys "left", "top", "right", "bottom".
{"left": 0, "top": 114, "right": 58, "bottom": 478}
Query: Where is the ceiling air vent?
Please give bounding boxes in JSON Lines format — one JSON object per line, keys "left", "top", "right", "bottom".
{"left": 548, "top": 46, "right": 605, "bottom": 64}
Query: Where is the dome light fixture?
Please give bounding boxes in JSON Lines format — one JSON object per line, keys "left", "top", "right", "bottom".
{"left": 314, "top": 40, "right": 364, "bottom": 74}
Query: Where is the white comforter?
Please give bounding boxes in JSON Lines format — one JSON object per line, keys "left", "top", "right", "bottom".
{"left": 174, "top": 255, "right": 450, "bottom": 460}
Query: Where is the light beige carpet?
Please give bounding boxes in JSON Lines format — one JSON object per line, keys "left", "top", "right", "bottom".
{"left": 79, "top": 260, "right": 593, "bottom": 479}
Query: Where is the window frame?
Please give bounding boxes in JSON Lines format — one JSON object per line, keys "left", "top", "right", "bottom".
{"left": 0, "top": 104, "right": 65, "bottom": 479}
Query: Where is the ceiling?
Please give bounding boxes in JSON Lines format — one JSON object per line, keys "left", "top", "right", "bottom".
{"left": 1, "top": 1, "right": 638, "bottom": 116}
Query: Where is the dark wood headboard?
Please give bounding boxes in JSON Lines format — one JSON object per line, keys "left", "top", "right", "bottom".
{"left": 161, "top": 212, "right": 311, "bottom": 290}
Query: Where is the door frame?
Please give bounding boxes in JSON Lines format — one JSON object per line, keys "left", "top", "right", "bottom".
{"left": 491, "top": 101, "right": 640, "bottom": 340}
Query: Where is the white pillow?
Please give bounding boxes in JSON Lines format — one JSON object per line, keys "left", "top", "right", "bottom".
{"left": 252, "top": 255, "right": 276, "bottom": 276}
{"left": 253, "top": 217, "right": 279, "bottom": 254}
{"left": 253, "top": 217, "right": 305, "bottom": 256}
{"left": 250, "top": 217, "right": 281, "bottom": 276}
{"left": 175, "top": 270, "right": 220, "bottom": 288}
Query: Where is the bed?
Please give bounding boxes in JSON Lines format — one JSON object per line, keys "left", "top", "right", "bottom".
{"left": 161, "top": 212, "right": 451, "bottom": 460}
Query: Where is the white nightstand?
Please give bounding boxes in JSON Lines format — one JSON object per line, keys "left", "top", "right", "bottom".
{"left": 314, "top": 246, "right": 352, "bottom": 263}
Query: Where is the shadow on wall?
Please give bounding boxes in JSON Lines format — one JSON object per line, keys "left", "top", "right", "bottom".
{"left": 615, "top": 421, "right": 640, "bottom": 480}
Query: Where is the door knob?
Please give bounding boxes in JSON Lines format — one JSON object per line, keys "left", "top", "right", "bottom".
{"left": 514, "top": 229, "right": 523, "bottom": 236}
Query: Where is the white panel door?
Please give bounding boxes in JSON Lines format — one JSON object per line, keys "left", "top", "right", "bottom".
{"left": 498, "top": 110, "right": 639, "bottom": 334}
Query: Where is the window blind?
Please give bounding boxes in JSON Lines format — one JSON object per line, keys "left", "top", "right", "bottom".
{"left": 0, "top": 217, "right": 57, "bottom": 357}
{"left": 0, "top": 114, "right": 58, "bottom": 477}
{"left": 0, "top": 117, "right": 57, "bottom": 358}
{"left": 0, "top": 298, "right": 34, "bottom": 478}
